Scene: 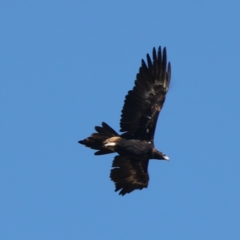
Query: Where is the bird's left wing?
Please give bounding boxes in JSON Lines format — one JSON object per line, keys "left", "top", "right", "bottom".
{"left": 110, "top": 155, "right": 149, "bottom": 196}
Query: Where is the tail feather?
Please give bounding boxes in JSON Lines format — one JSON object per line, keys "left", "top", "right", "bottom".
{"left": 95, "top": 122, "right": 118, "bottom": 136}
{"left": 79, "top": 122, "right": 119, "bottom": 155}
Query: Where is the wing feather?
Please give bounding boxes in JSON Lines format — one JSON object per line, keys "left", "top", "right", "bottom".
{"left": 110, "top": 155, "right": 149, "bottom": 196}
{"left": 120, "top": 47, "right": 171, "bottom": 141}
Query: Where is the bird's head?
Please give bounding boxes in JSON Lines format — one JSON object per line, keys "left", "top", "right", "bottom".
{"left": 152, "top": 148, "right": 169, "bottom": 160}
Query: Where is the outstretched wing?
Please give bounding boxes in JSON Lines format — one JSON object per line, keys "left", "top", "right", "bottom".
{"left": 110, "top": 155, "right": 149, "bottom": 196}
{"left": 120, "top": 47, "right": 171, "bottom": 141}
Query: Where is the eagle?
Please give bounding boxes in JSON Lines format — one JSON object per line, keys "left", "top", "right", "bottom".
{"left": 79, "top": 46, "right": 171, "bottom": 195}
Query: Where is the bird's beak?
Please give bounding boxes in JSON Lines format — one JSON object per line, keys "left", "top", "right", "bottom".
{"left": 163, "top": 155, "right": 170, "bottom": 161}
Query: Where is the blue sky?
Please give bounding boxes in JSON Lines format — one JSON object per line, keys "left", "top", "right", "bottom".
{"left": 1, "top": 1, "right": 240, "bottom": 239}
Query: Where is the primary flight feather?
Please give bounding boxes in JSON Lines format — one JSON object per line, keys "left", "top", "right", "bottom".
{"left": 79, "top": 46, "right": 171, "bottom": 195}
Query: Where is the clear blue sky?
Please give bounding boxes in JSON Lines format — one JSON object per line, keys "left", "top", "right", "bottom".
{"left": 1, "top": 1, "right": 240, "bottom": 239}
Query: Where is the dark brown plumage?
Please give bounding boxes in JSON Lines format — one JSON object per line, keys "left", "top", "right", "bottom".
{"left": 79, "top": 46, "right": 171, "bottom": 195}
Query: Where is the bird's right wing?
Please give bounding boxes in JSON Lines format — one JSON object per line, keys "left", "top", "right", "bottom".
{"left": 120, "top": 47, "right": 171, "bottom": 141}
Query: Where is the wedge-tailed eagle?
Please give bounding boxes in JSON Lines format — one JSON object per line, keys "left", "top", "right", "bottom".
{"left": 79, "top": 46, "right": 171, "bottom": 195}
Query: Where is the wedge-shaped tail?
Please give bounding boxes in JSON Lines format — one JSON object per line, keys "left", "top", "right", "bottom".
{"left": 78, "top": 122, "right": 119, "bottom": 155}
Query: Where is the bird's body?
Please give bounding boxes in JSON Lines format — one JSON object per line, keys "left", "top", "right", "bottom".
{"left": 79, "top": 46, "right": 171, "bottom": 195}
{"left": 104, "top": 137, "right": 165, "bottom": 160}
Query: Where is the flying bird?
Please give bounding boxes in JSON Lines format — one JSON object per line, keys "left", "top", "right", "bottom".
{"left": 79, "top": 46, "right": 171, "bottom": 195}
